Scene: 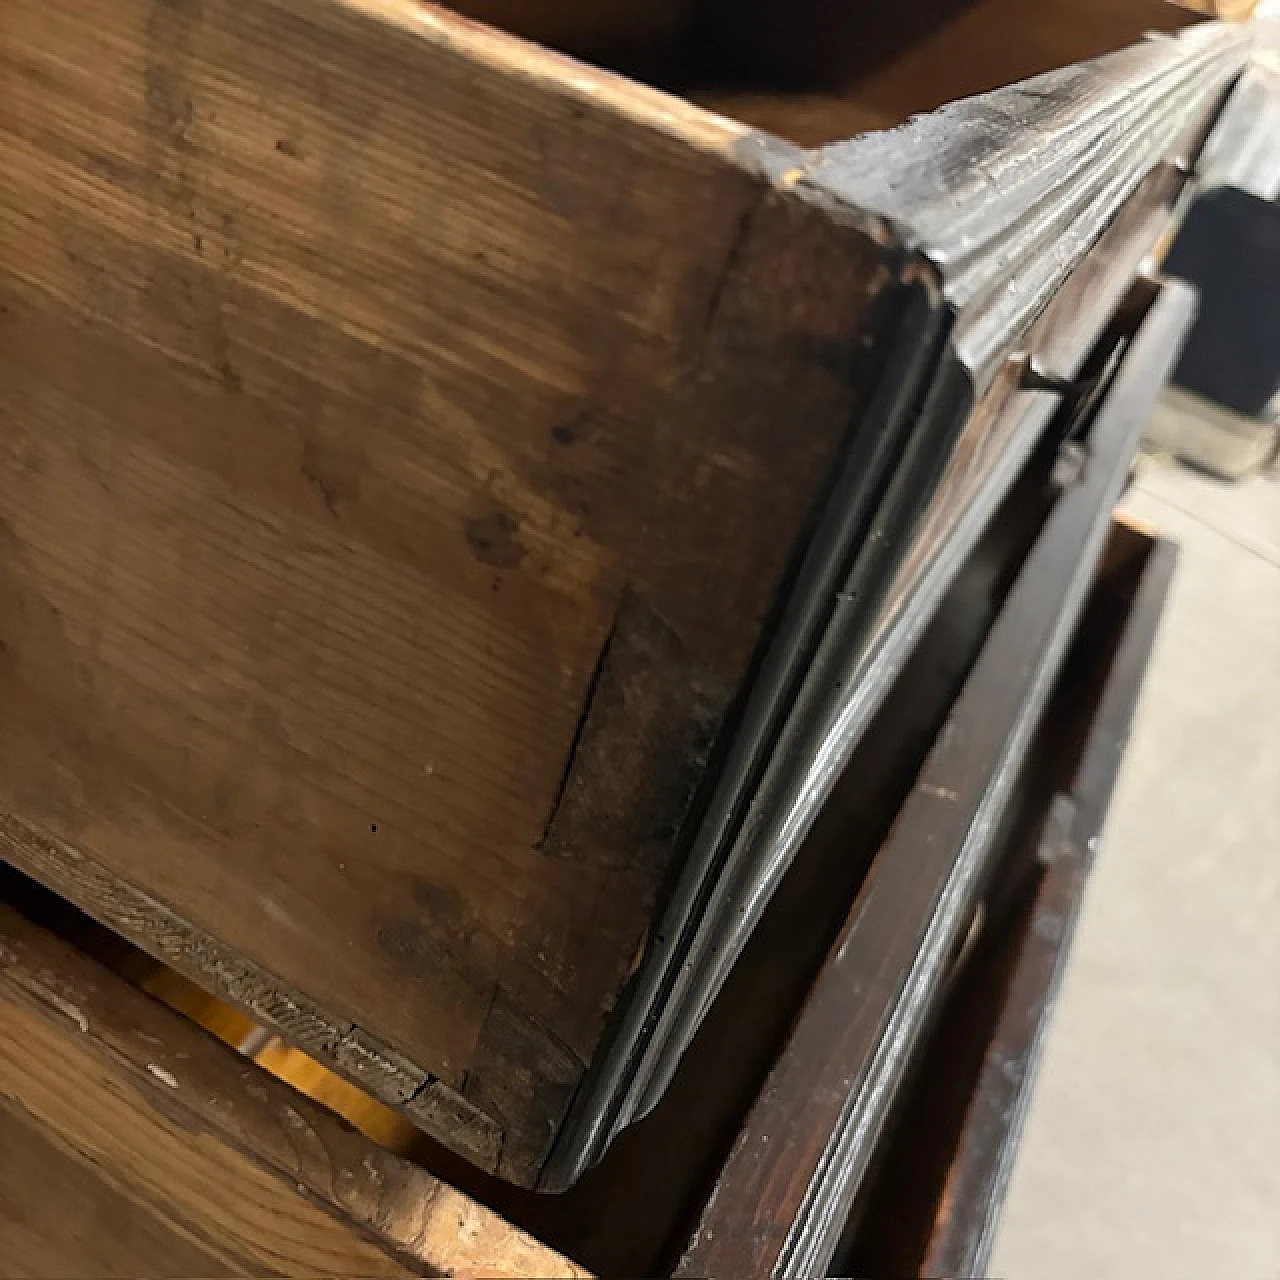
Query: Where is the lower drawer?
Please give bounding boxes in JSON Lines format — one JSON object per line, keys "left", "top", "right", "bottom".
{"left": 0, "top": 869, "right": 585, "bottom": 1278}
{"left": 836, "top": 523, "right": 1179, "bottom": 1280}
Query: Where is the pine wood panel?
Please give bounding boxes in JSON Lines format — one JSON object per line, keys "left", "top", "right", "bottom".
{"left": 0, "top": 0, "right": 888, "bottom": 1180}
{"left": 0, "top": 1103, "right": 238, "bottom": 1280}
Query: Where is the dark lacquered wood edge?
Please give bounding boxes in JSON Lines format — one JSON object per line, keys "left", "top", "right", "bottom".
{"left": 677, "top": 279, "right": 1196, "bottom": 1280}
{"left": 804, "top": 23, "right": 1248, "bottom": 381}
{"left": 0, "top": 809, "right": 507, "bottom": 1174}
{"left": 546, "top": 27, "right": 1246, "bottom": 1188}
{"left": 919, "top": 533, "right": 1179, "bottom": 1278}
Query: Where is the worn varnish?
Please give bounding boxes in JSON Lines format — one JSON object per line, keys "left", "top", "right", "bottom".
{"left": 678, "top": 279, "right": 1197, "bottom": 1279}
{"left": 0, "top": 0, "right": 1248, "bottom": 1183}
{"left": 0, "top": 879, "right": 587, "bottom": 1278}
{"left": 0, "top": 0, "right": 902, "bottom": 1180}
{"left": 539, "top": 21, "right": 1244, "bottom": 1192}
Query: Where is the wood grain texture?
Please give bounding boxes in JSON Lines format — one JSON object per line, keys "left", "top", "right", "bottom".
{"left": 484, "top": 423, "right": 1069, "bottom": 1273}
{"left": 0, "top": 888, "right": 589, "bottom": 1278}
{"left": 548, "top": 23, "right": 1245, "bottom": 1190}
{"left": 0, "top": 0, "right": 891, "bottom": 1179}
{"left": 806, "top": 22, "right": 1247, "bottom": 376}
{"left": 0, "top": 1101, "right": 236, "bottom": 1280}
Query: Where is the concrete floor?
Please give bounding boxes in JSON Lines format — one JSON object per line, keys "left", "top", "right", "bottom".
{"left": 991, "top": 457, "right": 1280, "bottom": 1279}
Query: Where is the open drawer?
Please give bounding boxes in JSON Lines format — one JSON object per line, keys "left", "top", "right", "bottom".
{"left": 0, "top": 0, "right": 1244, "bottom": 1187}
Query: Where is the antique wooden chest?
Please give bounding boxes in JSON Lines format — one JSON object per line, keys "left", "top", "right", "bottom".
{"left": 0, "top": 0, "right": 1249, "bottom": 1193}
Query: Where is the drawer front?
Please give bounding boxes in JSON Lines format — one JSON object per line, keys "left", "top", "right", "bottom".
{"left": 545, "top": 28, "right": 1243, "bottom": 1188}
{"left": 679, "top": 277, "right": 1195, "bottom": 1279}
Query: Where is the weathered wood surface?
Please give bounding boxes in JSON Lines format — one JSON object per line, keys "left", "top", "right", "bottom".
{"left": 481, "top": 380, "right": 1079, "bottom": 1273}
{"left": 678, "top": 279, "right": 1197, "bottom": 1280}
{"left": 0, "top": 0, "right": 896, "bottom": 1180}
{"left": 916, "top": 541, "right": 1180, "bottom": 1280}
{"left": 0, "top": 883, "right": 588, "bottom": 1278}
{"left": 0, "top": 0, "right": 1247, "bottom": 1183}
{"left": 806, "top": 23, "right": 1244, "bottom": 377}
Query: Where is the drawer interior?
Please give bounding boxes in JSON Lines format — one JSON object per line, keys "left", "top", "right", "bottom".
{"left": 438, "top": 0, "right": 1206, "bottom": 144}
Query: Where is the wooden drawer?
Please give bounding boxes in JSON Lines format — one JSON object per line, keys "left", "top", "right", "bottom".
{"left": 678, "top": 276, "right": 1196, "bottom": 1278}
{"left": 0, "top": 0, "right": 1246, "bottom": 1186}
{"left": 396, "top": 272, "right": 1181, "bottom": 1277}
{"left": 0, "top": 278, "right": 1190, "bottom": 1274}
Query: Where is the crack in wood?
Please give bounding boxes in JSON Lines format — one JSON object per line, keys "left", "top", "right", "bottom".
{"left": 536, "top": 595, "right": 626, "bottom": 852}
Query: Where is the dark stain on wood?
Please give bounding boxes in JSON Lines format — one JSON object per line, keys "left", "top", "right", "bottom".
{"left": 465, "top": 509, "right": 528, "bottom": 569}
{"left": 541, "top": 592, "right": 727, "bottom": 877}
{"left": 0, "top": 0, "right": 910, "bottom": 1184}
{"left": 300, "top": 427, "right": 366, "bottom": 516}
{"left": 678, "top": 280, "right": 1195, "bottom": 1279}
{"left": 0, "top": 1100, "right": 241, "bottom": 1278}
{"left": 371, "top": 872, "right": 504, "bottom": 1043}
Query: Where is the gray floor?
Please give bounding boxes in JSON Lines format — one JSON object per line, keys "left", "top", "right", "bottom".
{"left": 991, "top": 457, "right": 1280, "bottom": 1279}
